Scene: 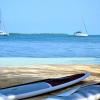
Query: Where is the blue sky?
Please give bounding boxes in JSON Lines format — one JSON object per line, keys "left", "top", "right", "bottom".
{"left": 0, "top": 0, "right": 100, "bottom": 34}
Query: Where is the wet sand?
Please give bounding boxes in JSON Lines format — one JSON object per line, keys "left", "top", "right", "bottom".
{"left": 0, "top": 64, "right": 100, "bottom": 100}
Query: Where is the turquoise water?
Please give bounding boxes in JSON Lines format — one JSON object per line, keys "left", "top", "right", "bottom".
{"left": 0, "top": 34, "right": 100, "bottom": 57}
{"left": 0, "top": 57, "right": 100, "bottom": 67}
{"left": 0, "top": 34, "right": 100, "bottom": 66}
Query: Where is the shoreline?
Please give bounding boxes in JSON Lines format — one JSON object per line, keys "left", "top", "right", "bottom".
{"left": 0, "top": 57, "right": 100, "bottom": 67}
{"left": 0, "top": 64, "right": 100, "bottom": 100}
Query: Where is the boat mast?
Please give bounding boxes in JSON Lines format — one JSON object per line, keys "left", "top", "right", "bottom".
{"left": 0, "top": 9, "right": 9, "bottom": 35}
{"left": 82, "top": 17, "right": 88, "bottom": 34}
{"left": 0, "top": 9, "right": 1, "bottom": 30}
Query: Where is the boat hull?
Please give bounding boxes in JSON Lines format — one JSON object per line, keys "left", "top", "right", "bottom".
{"left": 0, "top": 32, "right": 9, "bottom": 36}
{"left": 74, "top": 33, "right": 88, "bottom": 37}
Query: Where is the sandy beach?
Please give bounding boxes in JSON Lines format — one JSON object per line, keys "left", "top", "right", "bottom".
{"left": 0, "top": 64, "right": 100, "bottom": 100}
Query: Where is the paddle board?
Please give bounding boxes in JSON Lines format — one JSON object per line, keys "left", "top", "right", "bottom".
{"left": 0, "top": 72, "right": 90, "bottom": 100}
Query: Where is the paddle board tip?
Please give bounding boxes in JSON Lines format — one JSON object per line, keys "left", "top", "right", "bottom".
{"left": 85, "top": 71, "right": 91, "bottom": 77}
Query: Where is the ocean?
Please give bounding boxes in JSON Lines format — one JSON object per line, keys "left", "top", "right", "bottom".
{"left": 0, "top": 33, "right": 100, "bottom": 66}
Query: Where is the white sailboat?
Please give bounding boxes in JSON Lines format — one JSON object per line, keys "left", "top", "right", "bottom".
{"left": 0, "top": 31, "right": 9, "bottom": 36}
{"left": 0, "top": 9, "right": 9, "bottom": 36}
{"left": 74, "top": 17, "right": 88, "bottom": 37}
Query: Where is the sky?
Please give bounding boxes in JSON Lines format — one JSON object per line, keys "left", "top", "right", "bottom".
{"left": 0, "top": 0, "right": 100, "bottom": 34}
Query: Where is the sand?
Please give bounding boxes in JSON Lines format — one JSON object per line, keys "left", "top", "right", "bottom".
{"left": 0, "top": 64, "right": 100, "bottom": 100}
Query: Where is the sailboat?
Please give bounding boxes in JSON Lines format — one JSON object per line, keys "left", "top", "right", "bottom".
{"left": 74, "top": 17, "right": 88, "bottom": 37}
{"left": 0, "top": 9, "right": 9, "bottom": 36}
{"left": 0, "top": 31, "right": 9, "bottom": 36}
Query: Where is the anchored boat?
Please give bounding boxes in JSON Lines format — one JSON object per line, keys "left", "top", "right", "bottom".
{"left": 0, "top": 9, "right": 9, "bottom": 36}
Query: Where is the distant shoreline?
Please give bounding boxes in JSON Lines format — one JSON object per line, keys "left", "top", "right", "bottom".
{"left": 8, "top": 33, "right": 100, "bottom": 36}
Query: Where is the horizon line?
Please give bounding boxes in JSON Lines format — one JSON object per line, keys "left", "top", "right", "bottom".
{"left": 9, "top": 33, "right": 100, "bottom": 35}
